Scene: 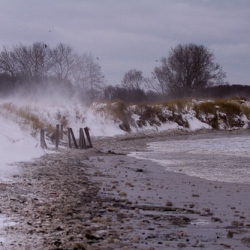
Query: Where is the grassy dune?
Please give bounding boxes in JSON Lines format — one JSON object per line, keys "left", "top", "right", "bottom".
{"left": 0, "top": 97, "right": 249, "bottom": 140}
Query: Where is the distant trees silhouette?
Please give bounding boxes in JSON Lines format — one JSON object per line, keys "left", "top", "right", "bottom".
{"left": 102, "top": 83, "right": 250, "bottom": 103}
{"left": 0, "top": 42, "right": 249, "bottom": 103}
{"left": 0, "top": 42, "right": 105, "bottom": 101}
{"left": 122, "top": 69, "right": 149, "bottom": 90}
{"left": 152, "top": 44, "right": 227, "bottom": 98}
{"left": 195, "top": 84, "right": 250, "bottom": 99}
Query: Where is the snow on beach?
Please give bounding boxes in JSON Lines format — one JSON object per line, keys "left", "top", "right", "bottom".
{"left": 1, "top": 97, "right": 250, "bottom": 248}
{"left": 0, "top": 115, "right": 45, "bottom": 233}
{"left": 0, "top": 115, "right": 44, "bottom": 182}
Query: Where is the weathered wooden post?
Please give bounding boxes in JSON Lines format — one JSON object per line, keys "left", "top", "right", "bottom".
{"left": 68, "top": 127, "right": 72, "bottom": 148}
{"left": 70, "top": 128, "right": 79, "bottom": 148}
{"left": 40, "top": 129, "right": 47, "bottom": 149}
{"left": 60, "top": 124, "right": 63, "bottom": 140}
{"left": 79, "top": 128, "right": 82, "bottom": 149}
{"left": 82, "top": 128, "right": 87, "bottom": 149}
{"left": 84, "top": 127, "right": 93, "bottom": 148}
{"left": 55, "top": 124, "right": 60, "bottom": 150}
{"left": 79, "top": 128, "right": 86, "bottom": 149}
{"left": 40, "top": 129, "right": 44, "bottom": 149}
{"left": 79, "top": 129, "right": 81, "bottom": 149}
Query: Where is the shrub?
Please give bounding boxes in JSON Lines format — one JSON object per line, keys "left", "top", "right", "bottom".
{"left": 214, "top": 100, "right": 241, "bottom": 116}
{"left": 108, "top": 101, "right": 132, "bottom": 132}
{"left": 160, "top": 99, "right": 192, "bottom": 113}
{"left": 134, "top": 103, "right": 166, "bottom": 127}
{"left": 194, "top": 101, "right": 217, "bottom": 116}
{"left": 241, "top": 106, "right": 250, "bottom": 119}
{"left": 194, "top": 99, "right": 244, "bottom": 128}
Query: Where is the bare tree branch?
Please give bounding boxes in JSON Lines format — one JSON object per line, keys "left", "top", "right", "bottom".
{"left": 122, "top": 69, "right": 147, "bottom": 90}
{"left": 153, "top": 44, "right": 227, "bottom": 97}
{"left": 72, "top": 52, "right": 105, "bottom": 97}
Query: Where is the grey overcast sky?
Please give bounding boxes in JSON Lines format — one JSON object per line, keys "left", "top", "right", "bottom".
{"left": 0, "top": 0, "right": 249, "bottom": 86}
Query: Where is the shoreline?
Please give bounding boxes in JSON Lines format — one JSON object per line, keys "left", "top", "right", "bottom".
{"left": 91, "top": 129, "right": 250, "bottom": 249}
{"left": 0, "top": 129, "right": 250, "bottom": 249}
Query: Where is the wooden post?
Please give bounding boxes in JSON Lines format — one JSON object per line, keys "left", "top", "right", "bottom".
{"left": 70, "top": 128, "right": 78, "bottom": 148}
{"left": 68, "top": 127, "right": 72, "bottom": 148}
{"left": 40, "top": 129, "right": 44, "bottom": 149}
{"left": 79, "top": 128, "right": 86, "bottom": 149}
{"left": 60, "top": 124, "right": 63, "bottom": 140}
{"left": 84, "top": 127, "right": 93, "bottom": 148}
{"left": 79, "top": 128, "right": 82, "bottom": 149}
{"left": 44, "top": 130, "right": 47, "bottom": 149}
{"left": 40, "top": 129, "right": 47, "bottom": 149}
{"left": 56, "top": 124, "right": 59, "bottom": 150}
{"left": 82, "top": 128, "right": 87, "bottom": 149}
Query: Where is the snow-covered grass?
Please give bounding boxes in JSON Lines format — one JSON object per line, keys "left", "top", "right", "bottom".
{"left": 1, "top": 96, "right": 250, "bottom": 183}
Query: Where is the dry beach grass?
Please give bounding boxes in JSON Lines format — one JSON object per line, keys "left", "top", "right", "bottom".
{"left": 0, "top": 129, "right": 250, "bottom": 249}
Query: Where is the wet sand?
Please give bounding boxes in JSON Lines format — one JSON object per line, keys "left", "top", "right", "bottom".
{"left": 1, "top": 130, "right": 250, "bottom": 249}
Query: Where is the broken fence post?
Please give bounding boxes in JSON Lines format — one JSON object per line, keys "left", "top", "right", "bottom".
{"left": 40, "top": 129, "right": 44, "bottom": 148}
{"left": 79, "top": 129, "right": 82, "bottom": 149}
{"left": 69, "top": 128, "right": 78, "bottom": 148}
{"left": 60, "top": 124, "right": 63, "bottom": 140}
{"left": 79, "top": 128, "right": 87, "bottom": 149}
{"left": 84, "top": 127, "right": 93, "bottom": 148}
{"left": 67, "top": 127, "right": 92, "bottom": 150}
{"left": 40, "top": 129, "right": 47, "bottom": 149}
{"left": 55, "top": 124, "right": 60, "bottom": 150}
{"left": 68, "top": 127, "right": 72, "bottom": 148}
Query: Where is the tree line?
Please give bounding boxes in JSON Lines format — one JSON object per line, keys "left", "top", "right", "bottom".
{"left": 120, "top": 44, "right": 227, "bottom": 98}
{"left": 0, "top": 42, "right": 248, "bottom": 103}
{"left": 109, "top": 43, "right": 250, "bottom": 101}
{"left": 0, "top": 42, "right": 105, "bottom": 101}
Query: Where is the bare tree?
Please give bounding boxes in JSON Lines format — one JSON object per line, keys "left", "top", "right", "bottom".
{"left": 122, "top": 69, "right": 147, "bottom": 90}
{"left": 145, "top": 76, "right": 168, "bottom": 96}
{"left": 49, "top": 43, "right": 75, "bottom": 80}
{"left": 153, "top": 44, "right": 227, "bottom": 97}
{"left": 0, "top": 46, "right": 19, "bottom": 78}
{"left": 72, "top": 53, "right": 105, "bottom": 97}
{"left": 0, "top": 42, "right": 106, "bottom": 100}
{"left": 0, "top": 42, "right": 51, "bottom": 78}
{"left": 13, "top": 42, "right": 50, "bottom": 77}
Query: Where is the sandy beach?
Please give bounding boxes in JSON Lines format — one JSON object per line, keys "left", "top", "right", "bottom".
{"left": 1, "top": 130, "right": 250, "bottom": 249}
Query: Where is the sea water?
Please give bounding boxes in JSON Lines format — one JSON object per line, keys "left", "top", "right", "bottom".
{"left": 129, "top": 131, "right": 250, "bottom": 184}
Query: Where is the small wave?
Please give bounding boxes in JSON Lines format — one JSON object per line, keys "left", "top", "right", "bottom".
{"left": 129, "top": 133, "right": 250, "bottom": 184}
